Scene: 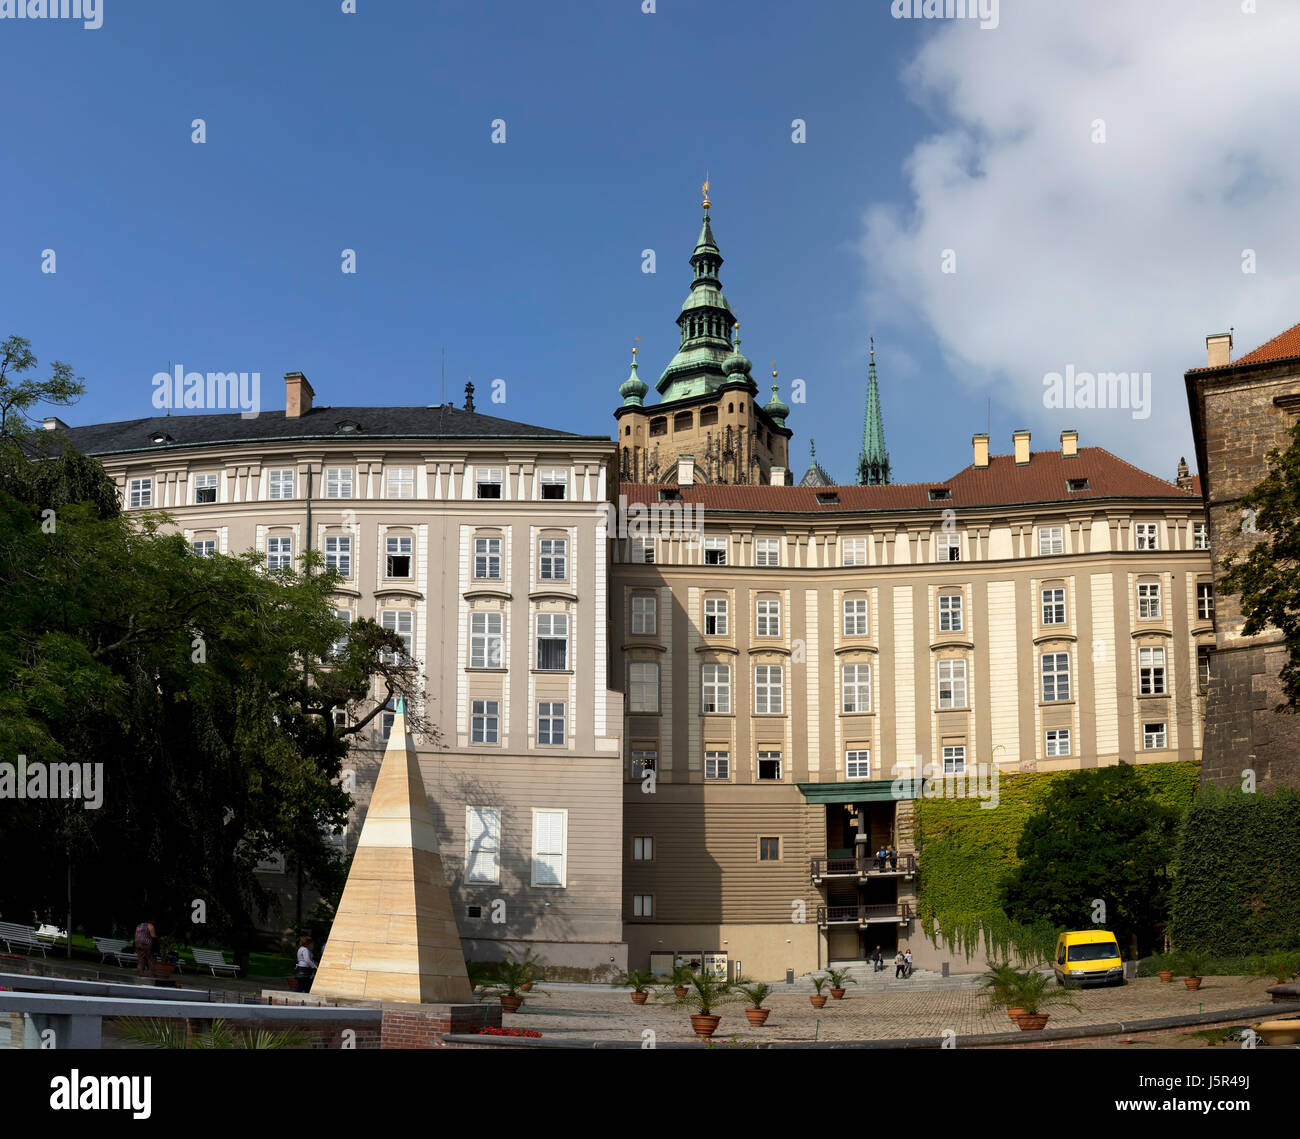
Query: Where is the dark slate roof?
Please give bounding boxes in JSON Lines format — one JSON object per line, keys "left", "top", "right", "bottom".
{"left": 55, "top": 405, "right": 607, "bottom": 457}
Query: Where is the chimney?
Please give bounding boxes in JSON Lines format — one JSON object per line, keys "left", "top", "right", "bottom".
{"left": 1013, "top": 429, "right": 1031, "bottom": 465}
{"left": 769, "top": 466, "right": 787, "bottom": 486}
{"left": 1176, "top": 457, "right": 1193, "bottom": 489}
{"left": 1206, "top": 331, "right": 1233, "bottom": 368}
{"left": 677, "top": 455, "right": 695, "bottom": 487}
{"left": 42, "top": 416, "right": 69, "bottom": 432}
{"left": 972, "top": 433, "right": 989, "bottom": 468}
{"left": 285, "top": 372, "right": 314, "bottom": 418}
{"left": 1060, "top": 429, "right": 1078, "bottom": 458}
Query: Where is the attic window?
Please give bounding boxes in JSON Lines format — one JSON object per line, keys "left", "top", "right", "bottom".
{"left": 1066, "top": 478, "right": 1090, "bottom": 492}
{"left": 816, "top": 492, "right": 839, "bottom": 505}
{"left": 658, "top": 488, "right": 682, "bottom": 502}
{"left": 928, "top": 487, "right": 952, "bottom": 502}
{"left": 335, "top": 420, "right": 361, "bottom": 433}
{"left": 150, "top": 432, "right": 172, "bottom": 445}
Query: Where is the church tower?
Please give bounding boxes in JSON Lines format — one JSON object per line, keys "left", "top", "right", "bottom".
{"left": 856, "top": 341, "right": 891, "bottom": 485}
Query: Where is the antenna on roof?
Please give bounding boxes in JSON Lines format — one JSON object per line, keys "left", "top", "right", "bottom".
{"left": 166, "top": 361, "right": 171, "bottom": 416}
{"left": 441, "top": 347, "right": 445, "bottom": 408}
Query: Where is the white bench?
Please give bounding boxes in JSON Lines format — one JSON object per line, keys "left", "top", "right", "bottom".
{"left": 93, "top": 937, "right": 138, "bottom": 967}
{"left": 0, "top": 922, "right": 48, "bottom": 957}
{"left": 192, "top": 948, "right": 241, "bottom": 977}
{"left": 35, "top": 924, "right": 67, "bottom": 943}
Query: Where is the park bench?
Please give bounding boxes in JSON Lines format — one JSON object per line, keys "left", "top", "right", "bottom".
{"left": 0, "top": 922, "right": 49, "bottom": 957}
{"left": 192, "top": 948, "right": 241, "bottom": 977}
{"left": 93, "top": 937, "right": 138, "bottom": 967}
{"left": 35, "top": 924, "right": 68, "bottom": 944}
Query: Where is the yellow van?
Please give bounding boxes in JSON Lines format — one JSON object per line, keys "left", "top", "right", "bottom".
{"left": 1053, "top": 930, "right": 1125, "bottom": 987}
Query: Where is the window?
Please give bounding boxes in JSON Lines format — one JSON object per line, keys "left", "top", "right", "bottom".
{"left": 380, "top": 609, "right": 414, "bottom": 664}
{"left": 846, "top": 749, "right": 871, "bottom": 779}
{"left": 928, "top": 487, "right": 952, "bottom": 502}
{"left": 632, "top": 536, "right": 655, "bottom": 564}
{"left": 470, "top": 700, "right": 499, "bottom": 745}
{"left": 331, "top": 706, "right": 348, "bottom": 729}
{"left": 474, "top": 537, "right": 501, "bottom": 579}
{"left": 539, "top": 537, "right": 567, "bottom": 581}
{"left": 942, "top": 744, "right": 966, "bottom": 774}
{"left": 266, "top": 536, "right": 292, "bottom": 571}
{"left": 843, "top": 597, "right": 869, "bottom": 636}
{"left": 755, "top": 538, "right": 780, "bottom": 566}
{"left": 702, "top": 664, "right": 730, "bottom": 713}
{"left": 759, "top": 837, "right": 780, "bottom": 861}
{"left": 331, "top": 608, "right": 352, "bottom": 657}
{"left": 628, "top": 662, "right": 659, "bottom": 713}
{"left": 470, "top": 612, "right": 504, "bottom": 668}
{"left": 1193, "top": 522, "right": 1209, "bottom": 550}
{"left": 536, "top": 613, "right": 569, "bottom": 671}
{"left": 937, "top": 533, "right": 961, "bottom": 562}
{"left": 1066, "top": 478, "right": 1090, "bottom": 492}
{"left": 631, "top": 749, "right": 657, "bottom": 778}
{"left": 385, "top": 467, "right": 414, "bottom": 499}
{"left": 1045, "top": 728, "right": 1071, "bottom": 757}
{"left": 757, "top": 750, "right": 782, "bottom": 781}
{"left": 324, "top": 535, "right": 351, "bottom": 577}
{"left": 842, "top": 537, "right": 868, "bottom": 566}
{"left": 380, "top": 697, "right": 396, "bottom": 740}
{"left": 1197, "top": 583, "right": 1214, "bottom": 622}
{"left": 325, "top": 467, "right": 353, "bottom": 499}
{"left": 192, "top": 473, "right": 218, "bottom": 504}
{"left": 938, "top": 593, "right": 963, "bottom": 633}
{"left": 1137, "top": 582, "right": 1162, "bottom": 619}
{"left": 1038, "top": 526, "right": 1064, "bottom": 556}
{"left": 1041, "top": 587, "right": 1066, "bottom": 625}
{"left": 649, "top": 417, "right": 667, "bottom": 437}
{"left": 1135, "top": 522, "right": 1160, "bottom": 550}
{"left": 191, "top": 539, "right": 216, "bottom": 557}
{"left": 842, "top": 663, "right": 872, "bottom": 713}
{"left": 703, "top": 537, "right": 728, "bottom": 565}
{"left": 1139, "top": 647, "right": 1166, "bottom": 695}
{"left": 465, "top": 806, "right": 500, "bottom": 883}
{"left": 385, "top": 536, "right": 412, "bottom": 578}
{"left": 704, "top": 597, "right": 729, "bottom": 636}
{"left": 632, "top": 895, "right": 653, "bottom": 917}
{"left": 937, "top": 659, "right": 967, "bottom": 709}
{"left": 632, "top": 836, "right": 654, "bottom": 861}
{"left": 631, "top": 594, "right": 657, "bottom": 635}
{"left": 1198, "top": 645, "right": 1211, "bottom": 693}
{"left": 816, "top": 492, "right": 840, "bottom": 506}
{"left": 756, "top": 599, "right": 781, "bottom": 637}
{"left": 267, "top": 469, "right": 294, "bottom": 500}
{"left": 537, "top": 701, "right": 566, "bottom": 745}
{"left": 704, "top": 750, "right": 730, "bottom": 779}
{"left": 1041, "top": 652, "right": 1071, "bottom": 702}
{"left": 531, "top": 809, "right": 567, "bottom": 887}
{"left": 476, "top": 468, "right": 503, "bottom": 499}
{"left": 539, "top": 468, "right": 568, "bottom": 500}
{"left": 1143, "top": 722, "right": 1167, "bottom": 750}
{"left": 128, "top": 477, "right": 152, "bottom": 508}
{"left": 754, "top": 664, "right": 784, "bottom": 714}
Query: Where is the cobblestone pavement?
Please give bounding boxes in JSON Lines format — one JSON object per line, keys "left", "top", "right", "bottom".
{"left": 487, "top": 976, "right": 1280, "bottom": 1045}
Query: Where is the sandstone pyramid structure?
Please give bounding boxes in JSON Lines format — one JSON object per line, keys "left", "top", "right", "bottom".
{"left": 313, "top": 699, "right": 472, "bottom": 1003}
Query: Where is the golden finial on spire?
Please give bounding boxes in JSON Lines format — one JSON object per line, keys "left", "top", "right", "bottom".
{"left": 702, "top": 174, "right": 711, "bottom": 211}
{"left": 633, "top": 335, "right": 640, "bottom": 357}
{"left": 771, "top": 361, "right": 778, "bottom": 379}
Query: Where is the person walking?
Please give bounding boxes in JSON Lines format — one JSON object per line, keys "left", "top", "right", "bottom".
{"left": 873, "top": 945, "right": 883, "bottom": 973}
{"left": 133, "top": 917, "right": 157, "bottom": 978}
{"left": 294, "top": 935, "right": 318, "bottom": 994}
{"left": 888, "top": 845, "right": 898, "bottom": 871}
{"left": 894, "top": 951, "right": 906, "bottom": 979}
{"left": 904, "top": 948, "right": 914, "bottom": 978}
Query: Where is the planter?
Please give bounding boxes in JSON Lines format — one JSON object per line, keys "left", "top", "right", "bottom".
{"left": 1158, "top": 971, "right": 1174, "bottom": 983}
{"left": 1007, "top": 1007, "right": 1026, "bottom": 1022}
{"left": 810, "top": 994, "right": 829, "bottom": 1009}
{"left": 1016, "top": 1013, "right": 1050, "bottom": 1031}
{"left": 520, "top": 982, "right": 534, "bottom": 992}
{"left": 500, "top": 994, "right": 525, "bottom": 1013}
{"left": 631, "top": 991, "right": 649, "bottom": 1005}
{"left": 745, "top": 1008, "right": 771, "bottom": 1027}
{"left": 1255, "top": 1019, "right": 1300, "bottom": 1046}
{"left": 152, "top": 963, "right": 176, "bottom": 979}
{"left": 830, "top": 988, "right": 847, "bottom": 1000}
{"left": 689, "top": 1014, "right": 721, "bottom": 1039}
{"left": 673, "top": 986, "right": 688, "bottom": 1000}
{"left": 1184, "top": 977, "right": 1203, "bottom": 991}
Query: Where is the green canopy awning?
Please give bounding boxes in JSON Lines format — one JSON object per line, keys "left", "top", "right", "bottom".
{"left": 796, "top": 778, "right": 924, "bottom": 805}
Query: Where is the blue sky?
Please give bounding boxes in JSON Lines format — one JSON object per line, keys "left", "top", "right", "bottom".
{"left": 3, "top": 0, "right": 1297, "bottom": 485}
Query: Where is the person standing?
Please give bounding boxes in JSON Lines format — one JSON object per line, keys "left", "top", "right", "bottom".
{"left": 894, "top": 951, "right": 906, "bottom": 979}
{"left": 873, "top": 945, "right": 883, "bottom": 972}
{"left": 294, "top": 935, "right": 318, "bottom": 994}
{"left": 904, "top": 948, "right": 914, "bottom": 977}
{"left": 133, "top": 917, "right": 157, "bottom": 978}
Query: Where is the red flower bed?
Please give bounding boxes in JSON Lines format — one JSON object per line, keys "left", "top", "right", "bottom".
{"left": 476, "top": 1026, "right": 542, "bottom": 1038}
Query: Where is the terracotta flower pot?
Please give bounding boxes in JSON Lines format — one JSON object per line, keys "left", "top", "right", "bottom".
{"left": 1256, "top": 1019, "right": 1300, "bottom": 1046}
{"left": 1158, "top": 971, "right": 1174, "bottom": 983}
{"left": 1007, "top": 1007, "right": 1026, "bottom": 1021}
{"left": 673, "top": 986, "right": 688, "bottom": 999}
{"left": 830, "top": 988, "right": 847, "bottom": 1000}
{"left": 810, "top": 994, "right": 829, "bottom": 1009}
{"left": 745, "top": 1008, "right": 771, "bottom": 1027}
{"left": 520, "top": 981, "right": 534, "bottom": 992}
{"left": 1017, "top": 1013, "right": 1049, "bottom": 1031}
{"left": 500, "top": 994, "right": 525, "bottom": 1013}
{"left": 1184, "top": 976, "right": 1203, "bottom": 991}
{"left": 690, "top": 1014, "right": 721, "bottom": 1039}
{"left": 631, "top": 991, "right": 648, "bottom": 1005}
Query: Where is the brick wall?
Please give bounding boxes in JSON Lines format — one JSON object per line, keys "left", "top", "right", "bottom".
{"left": 380, "top": 1003, "right": 501, "bottom": 1049}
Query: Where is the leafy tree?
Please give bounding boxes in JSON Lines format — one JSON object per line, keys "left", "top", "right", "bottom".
{"left": 0, "top": 334, "right": 85, "bottom": 443}
{"left": 1219, "top": 416, "right": 1300, "bottom": 709}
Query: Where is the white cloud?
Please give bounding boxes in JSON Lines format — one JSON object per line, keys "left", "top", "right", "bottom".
{"left": 864, "top": 0, "right": 1300, "bottom": 466}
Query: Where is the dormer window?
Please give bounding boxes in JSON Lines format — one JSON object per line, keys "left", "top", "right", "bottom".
{"left": 335, "top": 420, "right": 361, "bottom": 434}
{"left": 1066, "top": 478, "right": 1090, "bottom": 492}
{"left": 658, "top": 488, "right": 682, "bottom": 502}
{"left": 928, "top": 487, "right": 952, "bottom": 502}
{"left": 816, "top": 492, "right": 839, "bottom": 506}
{"left": 150, "top": 432, "right": 172, "bottom": 445}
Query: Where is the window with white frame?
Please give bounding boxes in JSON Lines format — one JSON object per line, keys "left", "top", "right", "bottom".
{"left": 702, "top": 663, "right": 730, "bottom": 713}
{"left": 1139, "top": 646, "right": 1166, "bottom": 695}
{"left": 267, "top": 469, "right": 294, "bottom": 500}
{"left": 704, "top": 597, "right": 729, "bottom": 636}
{"left": 535, "top": 612, "right": 569, "bottom": 671}
{"left": 191, "top": 538, "right": 216, "bottom": 557}
{"left": 632, "top": 894, "right": 653, "bottom": 917}
{"left": 1137, "top": 581, "right": 1161, "bottom": 619}
{"left": 704, "top": 749, "right": 730, "bottom": 779}
{"left": 1041, "top": 652, "right": 1071, "bottom": 702}
{"left": 331, "top": 608, "right": 352, "bottom": 657}
{"left": 846, "top": 749, "right": 871, "bottom": 779}
{"left": 756, "top": 598, "right": 781, "bottom": 637}
{"left": 1038, "top": 526, "right": 1064, "bottom": 556}
{"left": 842, "top": 537, "right": 868, "bottom": 566}
{"left": 937, "top": 533, "right": 961, "bottom": 562}
{"left": 470, "top": 612, "right": 504, "bottom": 668}
{"left": 1143, "top": 722, "right": 1167, "bottom": 749}
{"left": 539, "top": 468, "right": 568, "bottom": 500}
{"left": 1192, "top": 521, "right": 1209, "bottom": 550}
{"left": 128, "top": 477, "right": 153, "bottom": 508}
{"left": 474, "top": 536, "right": 501, "bottom": 579}
{"left": 757, "top": 750, "right": 782, "bottom": 780}
{"left": 937, "top": 659, "right": 968, "bottom": 709}
{"left": 703, "top": 537, "right": 728, "bottom": 565}
{"left": 1198, "top": 646, "right": 1211, "bottom": 693}
{"left": 1041, "top": 587, "right": 1066, "bottom": 625}
{"left": 632, "top": 836, "right": 654, "bottom": 861}
{"left": 470, "top": 699, "right": 499, "bottom": 744}
{"left": 938, "top": 592, "right": 963, "bottom": 633}
{"left": 1197, "top": 583, "right": 1214, "bottom": 622}
{"left": 266, "top": 536, "right": 292, "bottom": 571}
{"left": 475, "top": 468, "right": 503, "bottom": 499}
{"left": 465, "top": 806, "right": 500, "bottom": 883}
{"left": 385, "top": 467, "right": 415, "bottom": 499}
{"left": 324, "top": 535, "right": 351, "bottom": 577}
{"left": 628, "top": 662, "right": 659, "bottom": 713}
{"left": 1045, "top": 727, "right": 1071, "bottom": 757}
{"left": 531, "top": 809, "right": 567, "bottom": 887}
{"left": 537, "top": 701, "right": 566, "bottom": 745}
{"left": 631, "top": 536, "right": 655, "bottom": 564}
{"left": 842, "top": 662, "right": 871, "bottom": 713}
{"left": 755, "top": 538, "right": 780, "bottom": 566}
{"left": 631, "top": 748, "right": 657, "bottom": 778}
{"left": 843, "top": 597, "right": 869, "bottom": 636}
{"left": 192, "top": 473, "right": 218, "bottom": 504}
{"left": 942, "top": 744, "right": 966, "bottom": 774}
{"left": 539, "top": 537, "right": 567, "bottom": 581}
{"left": 325, "top": 467, "right": 353, "bottom": 499}
{"left": 380, "top": 609, "right": 414, "bottom": 664}
{"left": 754, "top": 664, "right": 784, "bottom": 714}
{"left": 331, "top": 706, "right": 348, "bottom": 730}
{"left": 1134, "top": 522, "right": 1160, "bottom": 550}
{"left": 385, "top": 535, "right": 412, "bottom": 577}
{"left": 631, "top": 594, "right": 657, "bottom": 635}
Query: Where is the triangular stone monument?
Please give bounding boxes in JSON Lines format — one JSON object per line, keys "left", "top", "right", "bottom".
{"left": 314, "top": 699, "right": 472, "bottom": 1003}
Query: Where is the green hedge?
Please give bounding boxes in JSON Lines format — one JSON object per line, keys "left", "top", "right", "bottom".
{"left": 914, "top": 762, "right": 1200, "bottom": 961}
{"left": 1168, "top": 785, "right": 1300, "bottom": 955}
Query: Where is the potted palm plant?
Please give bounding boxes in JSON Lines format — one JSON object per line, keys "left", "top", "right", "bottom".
{"left": 734, "top": 980, "right": 773, "bottom": 1026}
{"left": 667, "top": 963, "right": 695, "bottom": 1000}
{"left": 1158, "top": 958, "right": 1175, "bottom": 984}
{"left": 659, "top": 972, "right": 737, "bottom": 1038}
{"left": 978, "top": 960, "right": 1024, "bottom": 1021}
{"left": 480, "top": 954, "right": 545, "bottom": 1013}
{"left": 1177, "top": 950, "right": 1208, "bottom": 991}
{"left": 1257, "top": 951, "right": 1300, "bottom": 996}
{"left": 826, "top": 966, "right": 856, "bottom": 1000}
{"left": 1005, "top": 968, "right": 1079, "bottom": 1030}
{"left": 809, "top": 974, "right": 830, "bottom": 1009}
{"left": 614, "top": 969, "right": 656, "bottom": 1005}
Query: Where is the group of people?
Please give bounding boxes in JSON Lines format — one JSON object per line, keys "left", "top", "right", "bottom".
{"left": 868, "top": 945, "right": 913, "bottom": 978}
{"left": 873, "top": 845, "right": 899, "bottom": 870}
{"left": 133, "top": 917, "right": 320, "bottom": 992}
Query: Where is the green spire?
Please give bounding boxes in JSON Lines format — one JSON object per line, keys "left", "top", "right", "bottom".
{"left": 857, "top": 340, "right": 891, "bottom": 486}
{"left": 618, "top": 346, "right": 649, "bottom": 406}
{"left": 764, "top": 367, "right": 790, "bottom": 426}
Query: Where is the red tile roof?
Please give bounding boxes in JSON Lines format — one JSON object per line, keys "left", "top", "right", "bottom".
{"left": 1187, "top": 320, "right": 1300, "bottom": 372}
{"left": 619, "top": 447, "right": 1197, "bottom": 512}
